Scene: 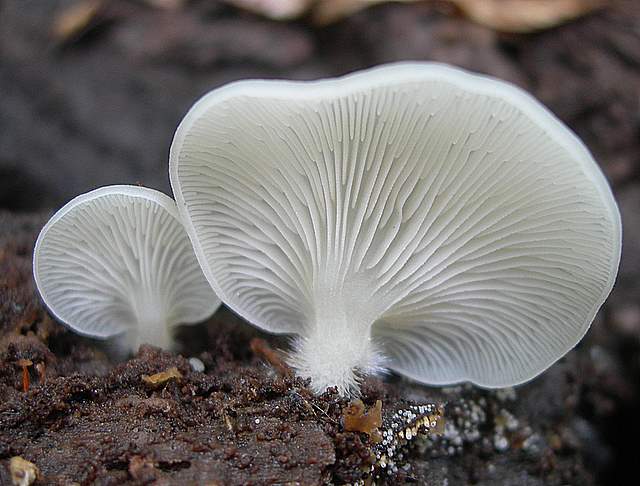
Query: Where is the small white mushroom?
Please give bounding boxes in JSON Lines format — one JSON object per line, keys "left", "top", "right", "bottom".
{"left": 33, "top": 185, "right": 220, "bottom": 351}
{"left": 170, "top": 62, "right": 621, "bottom": 395}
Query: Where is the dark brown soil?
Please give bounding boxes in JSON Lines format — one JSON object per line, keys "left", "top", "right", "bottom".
{"left": 1, "top": 1, "right": 640, "bottom": 485}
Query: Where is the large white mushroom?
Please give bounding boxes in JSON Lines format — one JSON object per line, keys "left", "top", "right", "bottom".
{"left": 33, "top": 185, "right": 220, "bottom": 351}
{"left": 170, "top": 62, "right": 621, "bottom": 395}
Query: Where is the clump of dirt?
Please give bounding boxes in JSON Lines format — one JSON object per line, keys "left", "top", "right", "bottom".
{"left": 0, "top": 336, "right": 438, "bottom": 483}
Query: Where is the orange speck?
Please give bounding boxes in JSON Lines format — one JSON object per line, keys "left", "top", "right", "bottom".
{"left": 17, "top": 359, "right": 32, "bottom": 393}
{"left": 343, "top": 399, "right": 383, "bottom": 442}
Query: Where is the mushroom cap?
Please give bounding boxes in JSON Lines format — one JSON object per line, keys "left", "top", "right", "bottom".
{"left": 170, "top": 62, "right": 621, "bottom": 388}
{"left": 33, "top": 185, "right": 220, "bottom": 345}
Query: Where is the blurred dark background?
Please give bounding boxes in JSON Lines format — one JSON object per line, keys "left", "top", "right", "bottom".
{"left": 1, "top": 0, "right": 639, "bottom": 484}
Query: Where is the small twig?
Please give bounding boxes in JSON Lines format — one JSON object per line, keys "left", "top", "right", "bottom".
{"left": 35, "top": 362, "right": 46, "bottom": 384}
{"left": 17, "top": 359, "right": 32, "bottom": 393}
{"left": 250, "top": 338, "right": 293, "bottom": 377}
{"left": 289, "top": 389, "right": 338, "bottom": 425}
{"left": 142, "top": 367, "right": 182, "bottom": 389}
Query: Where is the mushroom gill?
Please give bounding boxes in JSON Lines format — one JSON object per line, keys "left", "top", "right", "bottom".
{"left": 170, "top": 63, "right": 621, "bottom": 395}
{"left": 33, "top": 185, "right": 220, "bottom": 351}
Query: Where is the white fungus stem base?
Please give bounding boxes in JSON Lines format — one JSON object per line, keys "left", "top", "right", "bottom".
{"left": 287, "top": 320, "right": 386, "bottom": 396}
{"left": 130, "top": 318, "right": 174, "bottom": 352}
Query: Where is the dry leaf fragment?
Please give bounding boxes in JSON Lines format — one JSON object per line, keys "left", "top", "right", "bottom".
{"left": 450, "top": 0, "right": 606, "bottom": 33}
{"left": 51, "top": 0, "right": 104, "bottom": 42}
{"left": 142, "top": 367, "right": 182, "bottom": 388}
{"left": 9, "top": 457, "right": 39, "bottom": 486}
{"left": 224, "top": 0, "right": 606, "bottom": 28}
{"left": 312, "top": 0, "right": 606, "bottom": 30}
{"left": 343, "top": 399, "right": 383, "bottom": 441}
{"left": 313, "top": 0, "right": 413, "bottom": 25}
{"left": 223, "top": 0, "right": 314, "bottom": 20}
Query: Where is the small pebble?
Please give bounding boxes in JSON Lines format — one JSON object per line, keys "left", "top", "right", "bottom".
{"left": 10, "top": 456, "right": 39, "bottom": 486}
{"left": 189, "top": 357, "right": 205, "bottom": 372}
{"left": 494, "top": 435, "right": 509, "bottom": 451}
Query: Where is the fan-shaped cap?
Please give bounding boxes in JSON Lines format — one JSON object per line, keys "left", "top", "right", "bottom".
{"left": 170, "top": 62, "right": 621, "bottom": 394}
{"left": 33, "top": 185, "right": 220, "bottom": 350}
